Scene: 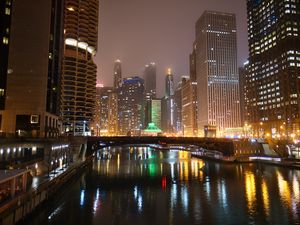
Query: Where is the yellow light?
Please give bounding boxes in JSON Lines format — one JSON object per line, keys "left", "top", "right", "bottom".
{"left": 167, "top": 68, "right": 172, "bottom": 75}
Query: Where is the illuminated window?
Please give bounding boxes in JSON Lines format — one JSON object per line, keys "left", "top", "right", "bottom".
{"left": 30, "top": 115, "right": 39, "bottom": 124}
{"left": 0, "top": 89, "right": 4, "bottom": 96}
{"left": 5, "top": 7, "right": 10, "bottom": 15}
{"left": 2, "top": 37, "right": 8, "bottom": 44}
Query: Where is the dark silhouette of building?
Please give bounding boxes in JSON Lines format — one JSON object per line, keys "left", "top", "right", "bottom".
{"left": 0, "top": 0, "right": 12, "bottom": 111}
{"left": 144, "top": 62, "right": 156, "bottom": 128}
{"left": 0, "top": 0, "right": 64, "bottom": 138}
{"left": 114, "top": 59, "right": 122, "bottom": 90}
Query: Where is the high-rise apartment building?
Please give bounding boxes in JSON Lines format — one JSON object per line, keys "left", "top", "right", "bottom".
{"left": 114, "top": 59, "right": 122, "bottom": 90}
{"left": 0, "top": 0, "right": 64, "bottom": 138}
{"left": 245, "top": 0, "right": 300, "bottom": 137}
{"left": 61, "top": 0, "right": 99, "bottom": 135}
{"left": 119, "top": 76, "right": 145, "bottom": 135}
{"left": 0, "top": 0, "right": 12, "bottom": 111}
{"left": 195, "top": 11, "right": 241, "bottom": 135}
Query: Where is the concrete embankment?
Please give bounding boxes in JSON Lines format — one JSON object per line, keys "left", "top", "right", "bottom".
{"left": 0, "top": 158, "right": 92, "bottom": 225}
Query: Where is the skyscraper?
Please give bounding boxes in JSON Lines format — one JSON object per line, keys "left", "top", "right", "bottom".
{"left": 163, "top": 68, "right": 175, "bottom": 133}
{"left": 0, "top": 0, "right": 12, "bottom": 111}
{"left": 144, "top": 62, "right": 156, "bottom": 98}
{"left": 108, "top": 91, "right": 118, "bottom": 135}
{"left": 195, "top": 11, "right": 241, "bottom": 135}
{"left": 144, "top": 62, "right": 156, "bottom": 127}
{"left": 150, "top": 99, "right": 162, "bottom": 130}
{"left": 245, "top": 0, "right": 300, "bottom": 137}
{"left": 119, "top": 76, "right": 145, "bottom": 135}
{"left": 61, "top": 0, "right": 99, "bottom": 135}
{"left": 91, "top": 86, "right": 114, "bottom": 136}
{"left": 0, "top": 0, "right": 64, "bottom": 138}
{"left": 114, "top": 59, "right": 122, "bottom": 90}
{"left": 182, "top": 78, "right": 198, "bottom": 137}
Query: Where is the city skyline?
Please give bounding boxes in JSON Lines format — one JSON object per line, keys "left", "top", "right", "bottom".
{"left": 96, "top": 0, "right": 248, "bottom": 97}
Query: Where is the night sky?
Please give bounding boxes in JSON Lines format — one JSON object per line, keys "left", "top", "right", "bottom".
{"left": 96, "top": 0, "right": 248, "bottom": 97}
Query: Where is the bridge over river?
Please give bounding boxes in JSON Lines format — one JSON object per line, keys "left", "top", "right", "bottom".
{"left": 87, "top": 136, "right": 275, "bottom": 161}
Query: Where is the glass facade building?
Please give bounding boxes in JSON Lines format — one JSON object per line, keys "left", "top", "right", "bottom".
{"left": 245, "top": 0, "right": 300, "bottom": 137}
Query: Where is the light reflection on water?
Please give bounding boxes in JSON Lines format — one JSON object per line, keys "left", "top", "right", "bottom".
{"left": 25, "top": 146, "right": 300, "bottom": 225}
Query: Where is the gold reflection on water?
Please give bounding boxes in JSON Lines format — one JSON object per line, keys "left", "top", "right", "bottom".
{"left": 277, "top": 171, "right": 292, "bottom": 208}
{"left": 245, "top": 171, "right": 256, "bottom": 211}
{"left": 130, "top": 147, "right": 134, "bottom": 154}
{"left": 178, "top": 151, "right": 189, "bottom": 159}
{"left": 191, "top": 159, "right": 205, "bottom": 181}
{"left": 117, "top": 154, "right": 120, "bottom": 172}
{"left": 292, "top": 176, "right": 300, "bottom": 202}
{"left": 261, "top": 179, "right": 270, "bottom": 216}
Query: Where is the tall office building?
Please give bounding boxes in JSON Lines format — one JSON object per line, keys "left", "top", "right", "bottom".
{"left": 0, "top": 0, "right": 64, "bottom": 138}
{"left": 245, "top": 0, "right": 300, "bottom": 137}
{"left": 195, "top": 11, "right": 241, "bottom": 135}
{"left": 150, "top": 99, "right": 162, "bottom": 130}
{"left": 174, "top": 77, "right": 189, "bottom": 133}
{"left": 114, "top": 59, "right": 122, "bottom": 90}
{"left": 144, "top": 62, "right": 156, "bottom": 98}
{"left": 163, "top": 68, "right": 175, "bottom": 133}
{"left": 182, "top": 78, "right": 198, "bottom": 137}
{"left": 181, "top": 48, "right": 198, "bottom": 137}
{"left": 0, "top": 0, "right": 12, "bottom": 111}
{"left": 108, "top": 91, "right": 118, "bottom": 135}
{"left": 239, "top": 66, "right": 247, "bottom": 126}
{"left": 118, "top": 76, "right": 145, "bottom": 135}
{"left": 144, "top": 62, "right": 156, "bottom": 127}
{"left": 91, "top": 86, "right": 114, "bottom": 136}
{"left": 61, "top": 0, "right": 99, "bottom": 135}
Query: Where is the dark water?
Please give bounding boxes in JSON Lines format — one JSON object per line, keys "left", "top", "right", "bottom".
{"left": 26, "top": 146, "right": 300, "bottom": 225}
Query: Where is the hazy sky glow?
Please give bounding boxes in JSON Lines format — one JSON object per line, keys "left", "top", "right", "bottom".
{"left": 96, "top": 0, "right": 248, "bottom": 97}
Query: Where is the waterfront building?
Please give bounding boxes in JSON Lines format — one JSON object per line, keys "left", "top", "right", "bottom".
{"left": 118, "top": 76, "right": 145, "bottom": 135}
{"left": 0, "top": 0, "right": 64, "bottom": 138}
{"left": 0, "top": 0, "right": 12, "bottom": 111}
{"left": 61, "top": 0, "right": 99, "bottom": 136}
{"left": 194, "top": 11, "right": 241, "bottom": 136}
{"left": 245, "top": 0, "right": 300, "bottom": 138}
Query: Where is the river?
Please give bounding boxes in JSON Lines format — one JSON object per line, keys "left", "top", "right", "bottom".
{"left": 23, "top": 146, "right": 300, "bottom": 225}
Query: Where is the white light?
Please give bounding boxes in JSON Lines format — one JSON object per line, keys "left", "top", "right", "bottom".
{"left": 7, "top": 148, "right": 10, "bottom": 154}
{"left": 78, "top": 41, "right": 88, "bottom": 49}
{"left": 0, "top": 149, "right": 3, "bottom": 154}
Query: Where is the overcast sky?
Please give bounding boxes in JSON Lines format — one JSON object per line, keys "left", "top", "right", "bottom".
{"left": 95, "top": 0, "right": 248, "bottom": 97}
